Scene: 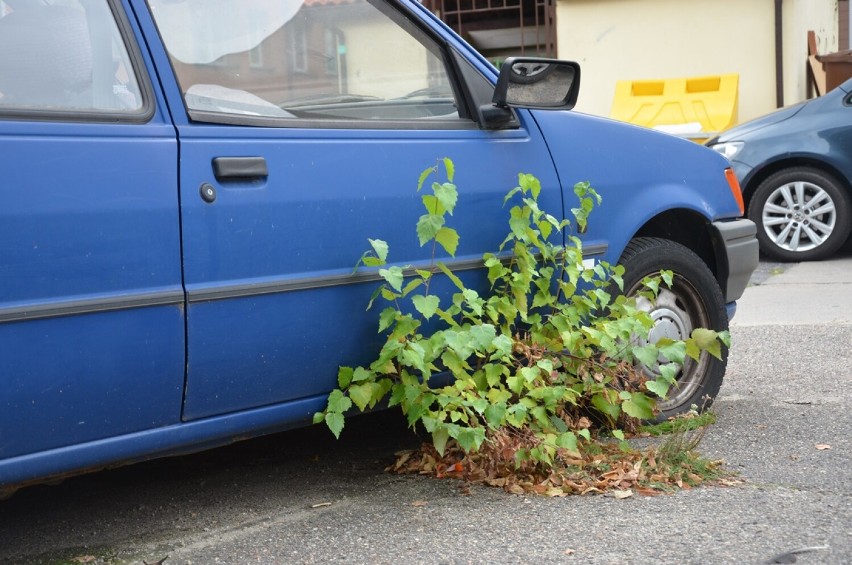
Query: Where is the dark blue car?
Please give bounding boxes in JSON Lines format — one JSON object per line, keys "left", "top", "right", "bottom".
{"left": 707, "top": 80, "right": 852, "bottom": 261}
{"left": 0, "top": 0, "right": 756, "bottom": 495}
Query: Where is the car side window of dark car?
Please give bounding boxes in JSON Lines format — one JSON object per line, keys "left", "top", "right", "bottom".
{"left": 147, "top": 0, "right": 469, "bottom": 128}
{"left": 0, "top": 0, "right": 148, "bottom": 119}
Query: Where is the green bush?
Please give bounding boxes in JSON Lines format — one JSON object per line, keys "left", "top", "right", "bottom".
{"left": 314, "top": 158, "right": 728, "bottom": 472}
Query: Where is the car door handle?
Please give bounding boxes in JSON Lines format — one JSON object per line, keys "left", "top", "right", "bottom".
{"left": 212, "top": 157, "right": 268, "bottom": 180}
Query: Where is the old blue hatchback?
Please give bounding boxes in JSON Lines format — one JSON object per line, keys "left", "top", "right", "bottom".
{"left": 0, "top": 0, "right": 757, "bottom": 495}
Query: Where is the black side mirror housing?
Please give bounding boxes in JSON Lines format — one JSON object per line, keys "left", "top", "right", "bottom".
{"left": 493, "top": 57, "right": 581, "bottom": 110}
{"left": 479, "top": 57, "right": 581, "bottom": 128}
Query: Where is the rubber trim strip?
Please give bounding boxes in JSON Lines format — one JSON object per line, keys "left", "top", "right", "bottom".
{"left": 0, "top": 244, "right": 608, "bottom": 320}
{"left": 186, "top": 243, "right": 608, "bottom": 304}
{"left": 0, "top": 290, "right": 185, "bottom": 324}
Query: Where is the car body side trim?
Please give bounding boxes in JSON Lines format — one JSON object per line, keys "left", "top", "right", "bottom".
{"left": 0, "top": 244, "right": 608, "bottom": 322}
{"left": 186, "top": 243, "right": 609, "bottom": 304}
{"left": 0, "top": 290, "right": 185, "bottom": 324}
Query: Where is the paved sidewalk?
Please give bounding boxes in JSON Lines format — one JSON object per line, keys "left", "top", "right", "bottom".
{"left": 731, "top": 255, "right": 852, "bottom": 326}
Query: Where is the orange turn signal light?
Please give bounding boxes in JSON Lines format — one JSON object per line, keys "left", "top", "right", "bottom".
{"left": 725, "top": 168, "right": 745, "bottom": 215}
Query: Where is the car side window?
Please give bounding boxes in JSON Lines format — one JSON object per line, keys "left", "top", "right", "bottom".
{"left": 147, "top": 0, "right": 465, "bottom": 125}
{"left": 0, "top": 0, "right": 144, "bottom": 115}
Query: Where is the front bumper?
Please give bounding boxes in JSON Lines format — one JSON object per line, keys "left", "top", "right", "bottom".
{"left": 711, "top": 219, "right": 759, "bottom": 303}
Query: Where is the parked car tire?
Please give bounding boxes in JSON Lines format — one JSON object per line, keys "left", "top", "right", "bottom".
{"left": 618, "top": 237, "right": 728, "bottom": 421}
{"left": 747, "top": 167, "right": 852, "bottom": 262}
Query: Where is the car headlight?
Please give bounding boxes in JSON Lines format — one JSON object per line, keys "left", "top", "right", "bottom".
{"left": 709, "top": 141, "right": 744, "bottom": 161}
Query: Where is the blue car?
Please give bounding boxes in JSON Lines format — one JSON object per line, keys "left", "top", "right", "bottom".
{"left": 707, "top": 80, "right": 852, "bottom": 261}
{"left": 0, "top": 0, "right": 756, "bottom": 495}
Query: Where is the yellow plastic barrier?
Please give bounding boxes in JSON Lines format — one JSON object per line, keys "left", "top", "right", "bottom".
{"left": 610, "top": 74, "right": 739, "bottom": 142}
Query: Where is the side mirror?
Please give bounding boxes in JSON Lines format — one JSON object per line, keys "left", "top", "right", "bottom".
{"left": 493, "top": 57, "right": 581, "bottom": 110}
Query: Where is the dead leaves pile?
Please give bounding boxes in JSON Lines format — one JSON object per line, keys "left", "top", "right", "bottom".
{"left": 387, "top": 432, "right": 737, "bottom": 497}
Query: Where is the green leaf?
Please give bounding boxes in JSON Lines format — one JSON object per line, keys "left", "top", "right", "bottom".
{"left": 657, "top": 339, "right": 686, "bottom": 364}
{"left": 421, "top": 194, "right": 446, "bottom": 216}
{"left": 692, "top": 327, "right": 723, "bottom": 360}
{"left": 555, "top": 431, "right": 579, "bottom": 454}
{"left": 412, "top": 294, "right": 440, "bottom": 320}
{"left": 645, "top": 378, "right": 670, "bottom": 399}
{"left": 433, "top": 182, "right": 458, "bottom": 215}
{"left": 338, "top": 366, "right": 354, "bottom": 388}
{"left": 435, "top": 227, "right": 459, "bottom": 256}
{"left": 436, "top": 261, "right": 465, "bottom": 291}
{"left": 378, "top": 307, "right": 397, "bottom": 333}
{"left": 441, "top": 349, "right": 466, "bottom": 377}
{"left": 469, "top": 324, "right": 497, "bottom": 351}
{"left": 520, "top": 366, "right": 539, "bottom": 383}
{"left": 622, "top": 392, "right": 655, "bottom": 420}
{"left": 456, "top": 428, "right": 485, "bottom": 452}
{"left": 349, "top": 383, "right": 373, "bottom": 411}
{"left": 401, "top": 278, "right": 424, "bottom": 298}
{"left": 484, "top": 403, "right": 507, "bottom": 428}
{"left": 632, "top": 344, "right": 659, "bottom": 367}
{"left": 470, "top": 397, "right": 488, "bottom": 415}
{"left": 432, "top": 425, "right": 450, "bottom": 456}
{"left": 312, "top": 411, "right": 324, "bottom": 425}
{"left": 368, "top": 239, "right": 389, "bottom": 262}
{"left": 352, "top": 367, "right": 373, "bottom": 382}
{"left": 379, "top": 266, "right": 405, "bottom": 292}
{"left": 506, "top": 375, "right": 524, "bottom": 395}
{"left": 491, "top": 334, "right": 513, "bottom": 359}
{"left": 444, "top": 330, "right": 474, "bottom": 359}
{"left": 400, "top": 342, "right": 427, "bottom": 373}
{"left": 518, "top": 173, "right": 541, "bottom": 200}
{"left": 591, "top": 392, "right": 621, "bottom": 421}
{"left": 325, "top": 412, "right": 345, "bottom": 438}
{"left": 508, "top": 206, "right": 529, "bottom": 240}
{"left": 416, "top": 214, "right": 445, "bottom": 246}
{"left": 361, "top": 256, "right": 384, "bottom": 268}
{"left": 327, "top": 389, "right": 352, "bottom": 414}
{"left": 658, "top": 362, "right": 680, "bottom": 384}
{"left": 442, "top": 157, "right": 455, "bottom": 182}
{"left": 417, "top": 165, "right": 435, "bottom": 191}
{"left": 685, "top": 338, "right": 701, "bottom": 361}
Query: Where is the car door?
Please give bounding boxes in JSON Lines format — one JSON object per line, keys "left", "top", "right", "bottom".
{"left": 0, "top": 0, "right": 184, "bottom": 461}
{"left": 140, "top": 0, "right": 563, "bottom": 420}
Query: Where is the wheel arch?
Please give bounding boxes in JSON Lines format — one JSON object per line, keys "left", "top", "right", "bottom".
{"left": 742, "top": 157, "right": 852, "bottom": 208}
{"left": 628, "top": 208, "right": 739, "bottom": 300}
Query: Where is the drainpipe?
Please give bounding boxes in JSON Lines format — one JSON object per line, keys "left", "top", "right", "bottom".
{"left": 775, "top": 0, "right": 784, "bottom": 107}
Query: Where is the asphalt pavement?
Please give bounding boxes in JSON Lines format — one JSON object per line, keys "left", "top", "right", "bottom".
{"left": 1, "top": 250, "right": 850, "bottom": 565}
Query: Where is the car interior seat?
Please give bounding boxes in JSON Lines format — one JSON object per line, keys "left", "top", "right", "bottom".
{"left": 0, "top": 4, "right": 94, "bottom": 109}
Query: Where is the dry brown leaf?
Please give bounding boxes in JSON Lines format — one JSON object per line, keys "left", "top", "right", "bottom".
{"left": 612, "top": 489, "right": 633, "bottom": 499}
{"left": 508, "top": 484, "right": 526, "bottom": 495}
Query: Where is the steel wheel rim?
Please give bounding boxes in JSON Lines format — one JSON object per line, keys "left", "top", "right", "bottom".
{"left": 630, "top": 276, "right": 711, "bottom": 412}
{"left": 762, "top": 180, "right": 836, "bottom": 253}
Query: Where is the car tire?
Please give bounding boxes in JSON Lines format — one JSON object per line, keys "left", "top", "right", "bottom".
{"left": 618, "top": 237, "right": 728, "bottom": 421}
{"left": 747, "top": 167, "right": 852, "bottom": 261}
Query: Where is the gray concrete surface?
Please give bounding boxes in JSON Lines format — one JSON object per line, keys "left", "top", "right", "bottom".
{"left": 1, "top": 251, "right": 850, "bottom": 565}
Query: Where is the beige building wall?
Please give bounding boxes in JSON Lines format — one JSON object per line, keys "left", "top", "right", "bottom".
{"left": 556, "top": 0, "right": 838, "bottom": 126}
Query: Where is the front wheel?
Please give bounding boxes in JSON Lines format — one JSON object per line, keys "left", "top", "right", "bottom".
{"left": 618, "top": 238, "right": 728, "bottom": 421}
{"left": 747, "top": 167, "right": 851, "bottom": 261}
